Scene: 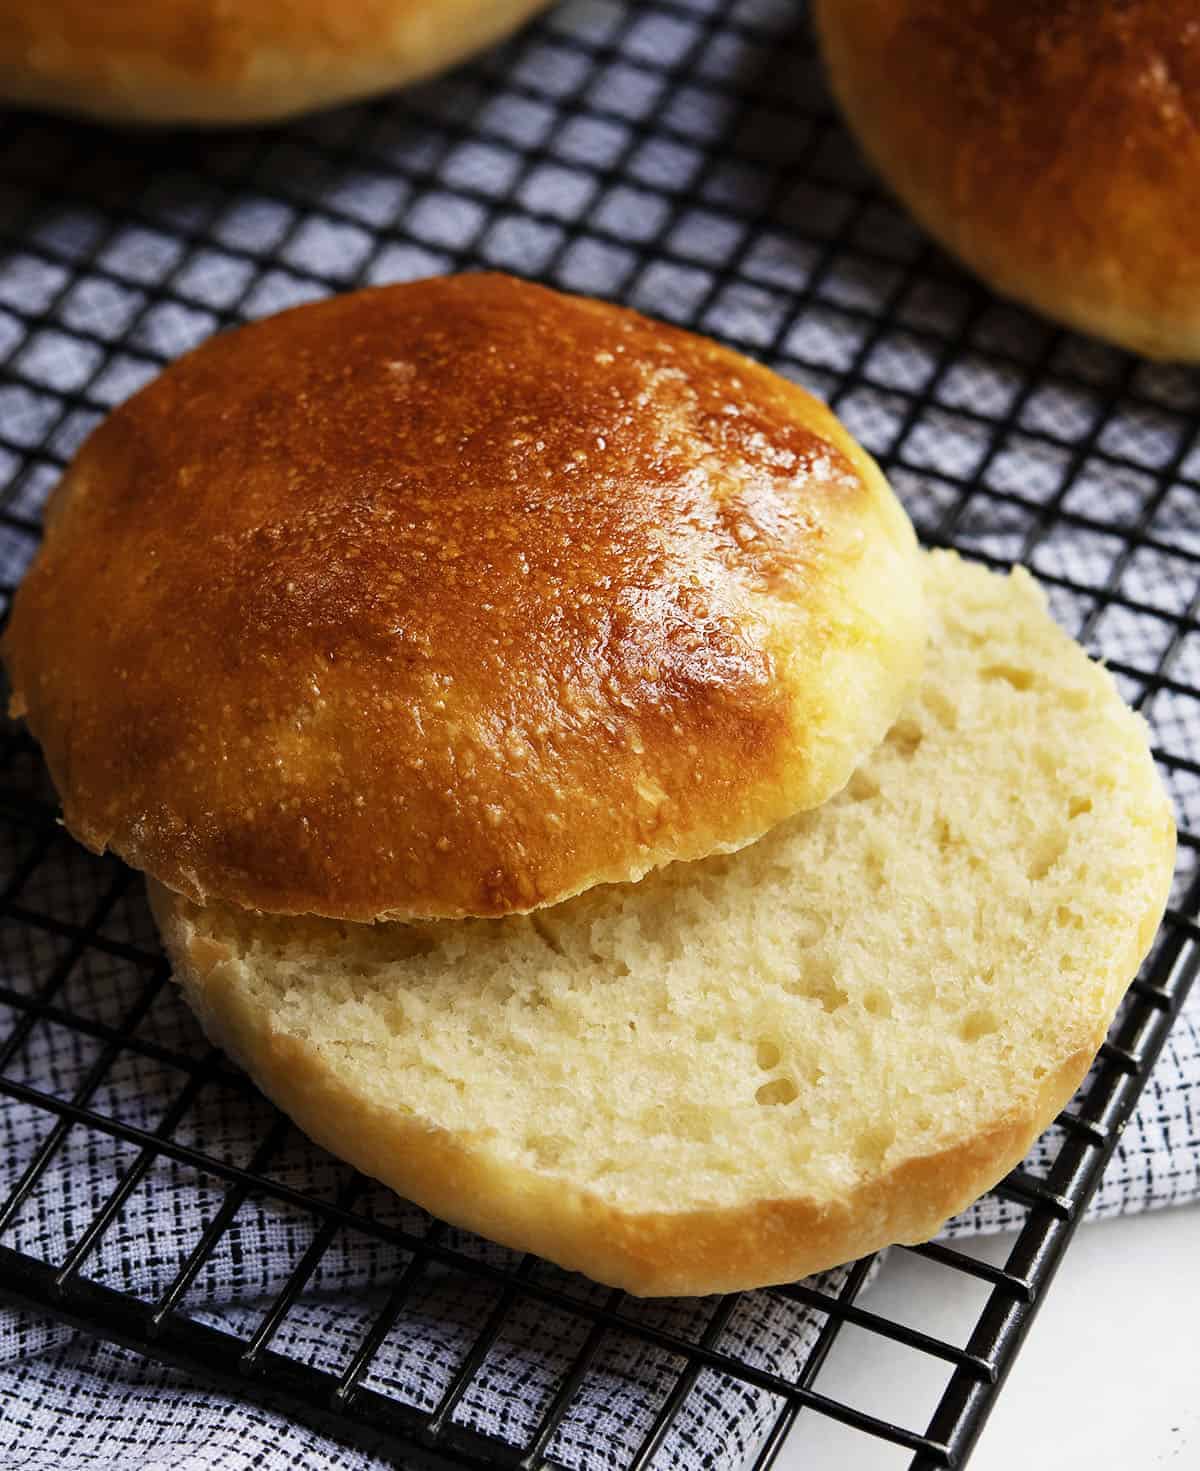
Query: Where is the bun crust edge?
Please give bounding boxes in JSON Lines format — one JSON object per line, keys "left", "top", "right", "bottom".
{"left": 0, "top": 0, "right": 550, "bottom": 125}
{"left": 148, "top": 860, "right": 1163, "bottom": 1297}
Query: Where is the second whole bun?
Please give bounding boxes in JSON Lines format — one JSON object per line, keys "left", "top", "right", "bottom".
{"left": 813, "top": 0, "right": 1200, "bottom": 360}
{"left": 3, "top": 273, "right": 925, "bottom": 923}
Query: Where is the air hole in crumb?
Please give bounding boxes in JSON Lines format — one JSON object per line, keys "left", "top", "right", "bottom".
{"left": 855, "top": 1121, "right": 895, "bottom": 1169}
{"left": 530, "top": 915, "right": 564, "bottom": 956}
{"left": 527, "top": 1133, "right": 567, "bottom": 1167}
{"left": 756, "top": 1039, "right": 782, "bottom": 1069}
{"left": 922, "top": 687, "right": 958, "bottom": 729}
{"left": 864, "top": 846, "right": 886, "bottom": 891}
{"left": 386, "top": 931, "right": 436, "bottom": 961}
{"left": 1034, "top": 745, "right": 1058, "bottom": 778}
{"left": 982, "top": 664, "right": 1035, "bottom": 691}
{"left": 798, "top": 1055, "right": 824, "bottom": 1088}
{"left": 1069, "top": 796, "right": 1092, "bottom": 819}
{"left": 960, "top": 1009, "right": 999, "bottom": 1043}
{"left": 887, "top": 717, "right": 924, "bottom": 758}
{"left": 793, "top": 957, "right": 849, "bottom": 1013}
{"left": 863, "top": 989, "right": 892, "bottom": 1018}
{"left": 695, "top": 1025, "right": 717, "bottom": 1044}
{"left": 1056, "top": 905, "right": 1081, "bottom": 929}
{"left": 587, "top": 948, "right": 629, "bottom": 976}
{"left": 1028, "top": 831, "right": 1067, "bottom": 880}
{"left": 756, "top": 1077, "right": 798, "bottom": 1106}
{"left": 847, "top": 770, "right": 879, "bottom": 802}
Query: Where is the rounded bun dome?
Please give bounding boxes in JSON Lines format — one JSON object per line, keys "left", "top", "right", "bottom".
{"left": 814, "top": 0, "right": 1200, "bottom": 360}
{"left": 4, "top": 273, "right": 925, "bottom": 922}
{"left": 0, "top": 0, "right": 551, "bottom": 125}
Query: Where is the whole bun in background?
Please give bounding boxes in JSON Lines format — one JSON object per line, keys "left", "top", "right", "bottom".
{"left": 3, "top": 273, "right": 925, "bottom": 924}
{"left": 813, "top": 0, "right": 1200, "bottom": 361}
{"left": 0, "top": 0, "right": 551, "bottom": 126}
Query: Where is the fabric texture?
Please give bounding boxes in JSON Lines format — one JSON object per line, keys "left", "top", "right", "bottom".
{"left": 0, "top": 0, "right": 1197, "bottom": 1466}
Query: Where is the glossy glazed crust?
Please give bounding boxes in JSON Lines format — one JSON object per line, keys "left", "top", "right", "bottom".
{"left": 0, "top": 0, "right": 549, "bottom": 124}
{"left": 151, "top": 875, "right": 1168, "bottom": 1296}
{"left": 813, "top": 0, "right": 1200, "bottom": 360}
{"left": 3, "top": 275, "right": 924, "bottom": 922}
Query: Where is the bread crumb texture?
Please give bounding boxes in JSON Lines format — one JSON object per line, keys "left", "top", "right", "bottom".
{"left": 154, "top": 552, "right": 1174, "bottom": 1294}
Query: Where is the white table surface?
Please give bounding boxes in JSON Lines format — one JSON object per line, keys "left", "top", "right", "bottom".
{"left": 776, "top": 1203, "right": 1200, "bottom": 1470}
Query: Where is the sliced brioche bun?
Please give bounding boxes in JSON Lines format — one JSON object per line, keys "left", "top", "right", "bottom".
{"left": 813, "top": 0, "right": 1200, "bottom": 360}
{"left": 151, "top": 551, "right": 1175, "bottom": 1296}
{"left": 0, "top": 0, "right": 551, "bottom": 125}
{"left": 4, "top": 273, "right": 925, "bottom": 923}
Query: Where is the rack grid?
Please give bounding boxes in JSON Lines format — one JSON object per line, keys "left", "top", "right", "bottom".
{"left": 1, "top": 2, "right": 1197, "bottom": 1467}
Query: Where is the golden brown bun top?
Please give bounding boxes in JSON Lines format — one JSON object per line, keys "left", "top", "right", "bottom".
{"left": 0, "top": 0, "right": 549, "bottom": 124}
{"left": 813, "top": 0, "right": 1200, "bottom": 359}
{"left": 3, "top": 274, "right": 924, "bottom": 921}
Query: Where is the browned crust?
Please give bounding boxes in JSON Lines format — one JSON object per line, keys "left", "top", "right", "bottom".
{"left": 3, "top": 274, "right": 923, "bottom": 923}
{"left": 0, "top": 0, "right": 551, "bottom": 124}
{"left": 151, "top": 846, "right": 1172, "bottom": 1297}
{"left": 813, "top": 0, "right": 1200, "bottom": 360}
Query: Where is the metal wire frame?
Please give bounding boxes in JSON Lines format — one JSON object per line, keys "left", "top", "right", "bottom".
{"left": 0, "top": 1, "right": 1198, "bottom": 1467}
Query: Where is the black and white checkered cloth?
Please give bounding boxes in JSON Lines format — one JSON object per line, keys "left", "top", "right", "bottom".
{"left": 0, "top": 0, "right": 1198, "bottom": 1466}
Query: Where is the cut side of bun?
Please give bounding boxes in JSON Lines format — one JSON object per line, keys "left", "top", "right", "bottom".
{"left": 152, "top": 551, "right": 1175, "bottom": 1296}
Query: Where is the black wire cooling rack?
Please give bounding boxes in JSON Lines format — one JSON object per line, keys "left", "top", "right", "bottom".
{"left": 0, "top": 2, "right": 1198, "bottom": 1467}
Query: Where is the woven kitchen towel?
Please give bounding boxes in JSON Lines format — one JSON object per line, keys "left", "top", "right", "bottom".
{"left": 1, "top": 0, "right": 1199, "bottom": 1466}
